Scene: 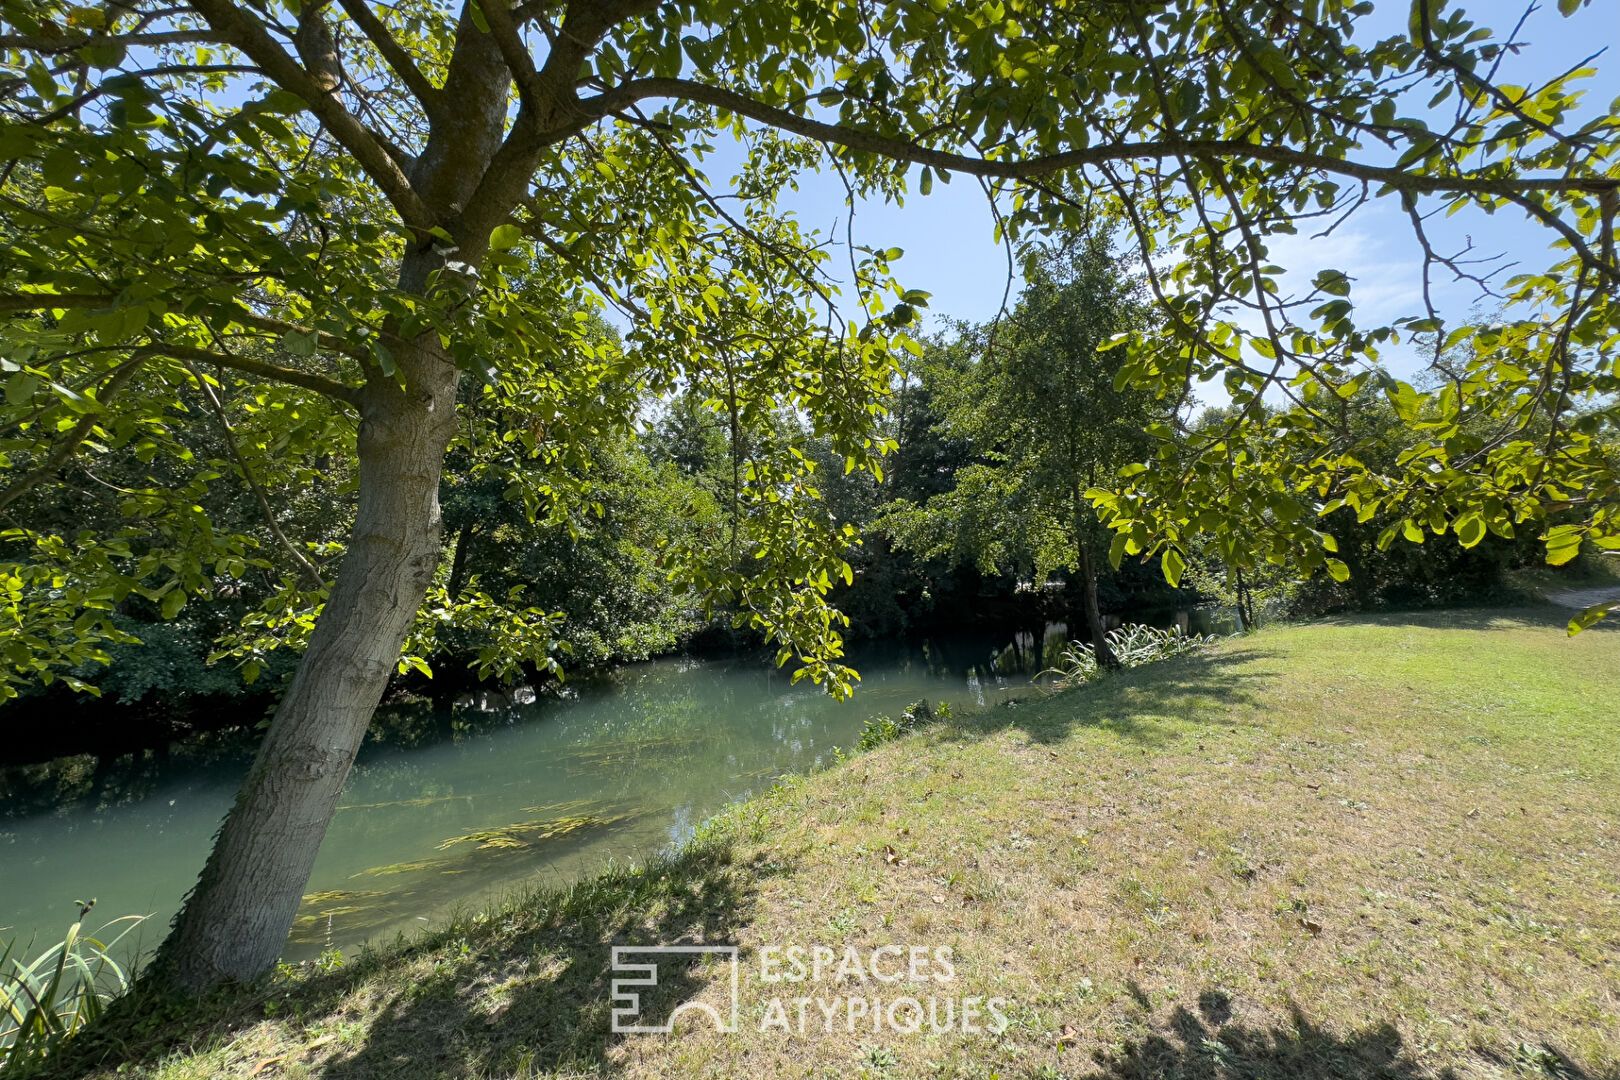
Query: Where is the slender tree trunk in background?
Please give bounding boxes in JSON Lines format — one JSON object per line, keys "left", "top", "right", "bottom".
{"left": 1073, "top": 488, "right": 1119, "bottom": 669}
{"left": 1234, "top": 566, "right": 1255, "bottom": 630}
{"left": 157, "top": 338, "right": 458, "bottom": 990}
{"left": 1077, "top": 540, "right": 1119, "bottom": 669}
{"left": 447, "top": 521, "right": 477, "bottom": 600}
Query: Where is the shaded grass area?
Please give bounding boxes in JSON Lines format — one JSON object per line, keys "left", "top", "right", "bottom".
{"left": 41, "top": 607, "right": 1620, "bottom": 1079}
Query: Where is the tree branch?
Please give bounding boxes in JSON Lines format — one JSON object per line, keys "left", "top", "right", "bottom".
{"left": 0, "top": 355, "right": 146, "bottom": 514}
{"left": 0, "top": 30, "right": 223, "bottom": 52}
{"left": 182, "top": 358, "right": 329, "bottom": 591}
{"left": 579, "top": 77, "right": 1620, "bottom": 199}
{"left": 0, "top": 292, "right": 122, "bottom": 312}
{"left": 223, "top": 307, "right": 399, "bottom": 361}
{"left": 331, "top": 0, "right": 443, "bottom": 117}
{"left": 186, "top": 0, "right": 435, "bottom": 231}
{"left": 159, "top": 343, "right": 364, "bottom": 406}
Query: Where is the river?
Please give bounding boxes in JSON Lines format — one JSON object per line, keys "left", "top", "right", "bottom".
{"left": 0, "top": 634, "right": 1057, "bottom": 965}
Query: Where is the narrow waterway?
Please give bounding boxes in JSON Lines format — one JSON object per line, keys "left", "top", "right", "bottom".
{"left": 1, "top": 635, "right": 1059, "bottom": 964}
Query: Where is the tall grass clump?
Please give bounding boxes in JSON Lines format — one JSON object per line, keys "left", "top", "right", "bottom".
{"left": 1038, "top": 624, "right": 1221, "bottom": 688}
{"left": 858, "top": 699, "right": 951, "bottom": 751}
{"left": 1, "top": 903, "right": 147, "bottom": 1076}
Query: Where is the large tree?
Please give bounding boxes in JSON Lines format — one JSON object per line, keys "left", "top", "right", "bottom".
{"left": 1, "top": 0, "right": 1615, "bottom": 989}
{"left": 882, "top": 239, "right": 1165, "bottom": 667}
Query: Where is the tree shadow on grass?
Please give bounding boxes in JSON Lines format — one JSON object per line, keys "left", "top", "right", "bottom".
{"left": 46, "top": 831, "right": 791, "bottom": 1080}
{"left": 933, "top": 646, "right": 1280, "bottom": 748}
{"left": 307, "top": 832, "right": 788, "bottom": 1080}
{"left": 1080, "top": 991, "right": 1616, "bottom": 1080}
{"left": 1311, "top": 603, "right": 1620, "bottom": 634}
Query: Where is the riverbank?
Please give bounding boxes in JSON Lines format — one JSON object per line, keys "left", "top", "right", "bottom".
{"left": 47, "top": 607, "right": 1619, "bottom": 1079}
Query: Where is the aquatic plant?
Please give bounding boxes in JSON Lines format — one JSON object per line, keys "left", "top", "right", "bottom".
{"left": 1037, "top": 624, "right": 1221, "bottom": 688}
{"left": 1, "top": 904, "right": 148, "bottom": 1074}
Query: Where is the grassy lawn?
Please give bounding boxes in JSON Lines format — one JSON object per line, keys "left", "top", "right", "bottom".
{"left": 55, "top": 608, "right": 1618, "bottom": 1080}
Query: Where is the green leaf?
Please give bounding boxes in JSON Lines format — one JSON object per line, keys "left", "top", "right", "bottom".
{"left": 489, "top": 224, "right": 523, "bottom": 250}
{"left": 1454, "top": 515, "right": 1485, "bottom": 549}
{"left": 1384, "top": 381, "right": 1422, "bottom": 423}
{"left": 1545, "top": 525, "right": 1584, "bottom": 566}
{"left": 1108, "top": 532, "right": 1129, "bottom": 570}
{"left": 1567, "top": 600, "right": 1614, "bottom": 634}
{"left": 1161, "top": 547, "right": 1185, "bottom": 588}
{"left": 1313, "top": 269, "right": 1351, "bottom": 296}
{"left": 160, "top": 588, "right": 186, "bottom": 620}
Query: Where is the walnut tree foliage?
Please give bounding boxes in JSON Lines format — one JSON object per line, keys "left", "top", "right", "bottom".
{"left": 2, "top": 0, "right": 1616, "bottom": 695}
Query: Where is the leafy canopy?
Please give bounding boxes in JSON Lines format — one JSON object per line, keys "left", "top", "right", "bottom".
{"left": 1, "top": 0, "right": 1617, "bottom": 704}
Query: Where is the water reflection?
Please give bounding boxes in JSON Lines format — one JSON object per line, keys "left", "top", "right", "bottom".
{"left": 3, "top": 635, "right": 1057, "bottom": 963}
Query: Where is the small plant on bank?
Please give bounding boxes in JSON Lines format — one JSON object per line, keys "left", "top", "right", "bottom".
{"left": 857, "top": 699, "right": 951, "bottom": 751}
{"left": 0, "top": 903, "right": 148, "bottom": 1075}
{"left": 1038, "top": 624, "right": 1222, "bottom": 689}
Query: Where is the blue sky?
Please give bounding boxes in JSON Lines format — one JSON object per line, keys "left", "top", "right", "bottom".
{"left": 706, "top": 0, "right": 1617, "bottom": 384}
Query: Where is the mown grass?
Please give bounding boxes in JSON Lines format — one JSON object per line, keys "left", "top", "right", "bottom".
{"left": 41, "top": 607, "right": 1619, "bottom": 1080}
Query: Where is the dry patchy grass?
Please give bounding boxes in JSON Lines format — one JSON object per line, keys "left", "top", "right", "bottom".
{"left": 48, "top": 607, "right": 1619, "bottom": 1080}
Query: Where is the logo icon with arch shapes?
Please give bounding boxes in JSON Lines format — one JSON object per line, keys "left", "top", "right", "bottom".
{"left": 609, "top": 945, "right": 739, "bottom": 1034}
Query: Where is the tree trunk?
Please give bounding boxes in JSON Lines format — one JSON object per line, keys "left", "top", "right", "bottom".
{"left": 1072, "top": 487, "right": 1118, "bottom": 670}
{"left": 1077, "top": 540, "right": 1119, "bottom": 670}
{"left": 156, "top": 339, "right": 458, "bottom": 990}
{"left": 447, "top": 520, "right": 477, "bottom": 600}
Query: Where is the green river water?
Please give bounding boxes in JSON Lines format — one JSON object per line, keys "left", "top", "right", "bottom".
{"left": 1, "top": 636, "right": 1050, "bottom": 965}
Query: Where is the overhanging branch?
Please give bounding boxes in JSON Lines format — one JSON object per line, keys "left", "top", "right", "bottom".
{"left": 579, "top": 77, "right": 1620, "bottom": 201}
{"left": 0, "top": 355, "right": 147, "bottom": 513}
{"left": 160, "top": 343, "right": 364, "bottom": 406}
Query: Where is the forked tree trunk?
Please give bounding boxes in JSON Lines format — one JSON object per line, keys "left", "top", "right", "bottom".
{"left": 157, "top": 339, "right": 458, "bottom": 990}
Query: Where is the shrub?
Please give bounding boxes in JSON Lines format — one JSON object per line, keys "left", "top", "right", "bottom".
{"left": 857, "top": 699, "right": 951, "bottom": 751}
{"left": 1038, "top": 624, "right": 1221, "bottom": 688}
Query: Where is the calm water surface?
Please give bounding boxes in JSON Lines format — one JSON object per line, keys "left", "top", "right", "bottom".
{"left": 1, "top": 637, "right": 1052, "bottom": 963}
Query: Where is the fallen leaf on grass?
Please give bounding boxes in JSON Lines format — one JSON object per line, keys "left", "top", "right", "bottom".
{"left": 1299, "top": 917, "right": 1324, "bottom": 936}
{"left": 1058, "top": 1024, "right": 1079, "bottom": 1047}
{"left": 931, "top": 894, "right": 945, "bottom": 904}
{"left": 883, "top": 845, "right": 907, "bottom": 866}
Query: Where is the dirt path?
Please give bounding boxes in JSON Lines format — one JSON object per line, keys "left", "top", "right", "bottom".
{"left": 1545, "top": 585, "right": 1620, "bottom": 610}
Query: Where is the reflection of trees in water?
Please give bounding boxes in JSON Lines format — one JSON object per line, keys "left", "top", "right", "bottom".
{"left": 8, "top": 642, "right": 1065, "bottom": 963}
{"left": 0, "top": 732, "right": 256, "bottom": 819}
